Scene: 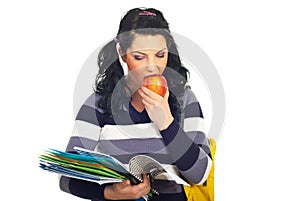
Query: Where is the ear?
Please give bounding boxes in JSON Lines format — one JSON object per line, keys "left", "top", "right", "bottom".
{"left": 118, "top": 47, "right": 126, "bottom": 63}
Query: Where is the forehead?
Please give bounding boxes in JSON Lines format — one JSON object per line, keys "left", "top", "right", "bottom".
{"left": 128, "top": 34, "right": 167, "bottom": 51}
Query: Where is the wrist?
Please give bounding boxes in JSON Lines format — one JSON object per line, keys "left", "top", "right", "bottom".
{"left": 159, "top": 116, "right": 174, "bottom": 131}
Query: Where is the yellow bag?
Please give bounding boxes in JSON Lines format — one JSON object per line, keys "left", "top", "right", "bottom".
{"left": 183, "top": 138, "right": 216, "bottom": 201}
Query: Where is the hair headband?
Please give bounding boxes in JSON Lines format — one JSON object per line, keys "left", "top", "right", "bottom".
{"left": 113, "top": 37, "right": 119, "bottom": 43}
{"left": 139, "top": 10, "right": 156, "bottom": 16}
{"left": 113, "top": 10, "right": 156, "bottom": 44}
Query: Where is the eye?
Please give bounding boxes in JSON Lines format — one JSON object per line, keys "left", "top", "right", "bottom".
{"left": 156, "top": 52, "right": 165, "bottom": 58}
{"left": 134, "top": 55, "right": 144, "bottom": 60}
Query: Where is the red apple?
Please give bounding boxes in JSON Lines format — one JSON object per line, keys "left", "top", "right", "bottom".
{"left": 143, "top": 74, "right": 168, "bottom": 97}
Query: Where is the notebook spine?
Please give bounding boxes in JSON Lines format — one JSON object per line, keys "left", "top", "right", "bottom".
{"left": 128, "top": 160, "right": 144, "bottom": 183}
{"left": 129, "top": 159, "right": 159, "bottom": 195}
{"left": 129, "top": 170, "right": 143, "bottom": 183}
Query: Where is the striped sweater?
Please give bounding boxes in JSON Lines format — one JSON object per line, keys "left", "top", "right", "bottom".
{"left": 59, "top": 88, "right": 212, "bottom": 201}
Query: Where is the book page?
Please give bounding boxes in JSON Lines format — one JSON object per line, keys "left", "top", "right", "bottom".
{"left": 129, "top": 155, "right": 190, "bottom": 186}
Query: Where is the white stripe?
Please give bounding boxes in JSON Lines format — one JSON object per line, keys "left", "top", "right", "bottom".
{"left": 100, "top": 123, "right": 162, "bottom": 140}
{"left": 183, "top": 117, "right": 206, "bottom": 133}
{"left": 161, "top": 164, "right": 190, "bottom": 186}
{"left": 197, "top": 157, "right": 212, "bottom": 185}
{"left": 72, "top": 120, "right": 101, "bottom": 141}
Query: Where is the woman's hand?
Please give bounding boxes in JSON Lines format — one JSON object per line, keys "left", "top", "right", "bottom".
{"left": 104, "top": 174, "right": 151, "bottom": 200}
{"left": 138, "top": 86, "right": 174, "bottom": 130}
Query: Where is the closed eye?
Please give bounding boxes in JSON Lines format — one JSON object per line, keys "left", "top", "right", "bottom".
{"left": 134, "top": 55, "right": 145, "bottom": 60}
{"left": 156, "top": 52, "right": 165, "bottom": 58}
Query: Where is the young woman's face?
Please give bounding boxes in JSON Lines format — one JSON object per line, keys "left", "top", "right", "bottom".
{"left": 122, "top": 34, "right": 168, "bottom": 88}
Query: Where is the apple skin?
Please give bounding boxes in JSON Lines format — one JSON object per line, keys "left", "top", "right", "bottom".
{"left": 143, "top": 74, "right": 168, "bottom": 97}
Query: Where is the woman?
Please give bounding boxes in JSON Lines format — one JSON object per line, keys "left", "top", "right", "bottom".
{"left": 60, "top": 7, "right": 212, "bottom": 201}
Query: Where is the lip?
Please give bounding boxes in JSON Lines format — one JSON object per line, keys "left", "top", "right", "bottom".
{"left": 143, "top": 74, "right": 163, "bottom": 79}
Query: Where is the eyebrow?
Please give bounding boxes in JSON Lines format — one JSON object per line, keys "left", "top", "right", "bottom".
{"left": 130, "top": 48, "right": 167, "bottom": 55}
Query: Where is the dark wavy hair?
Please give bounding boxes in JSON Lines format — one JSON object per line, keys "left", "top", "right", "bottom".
{"left": 94, "top": 8, "right": 189, "bottom": 122}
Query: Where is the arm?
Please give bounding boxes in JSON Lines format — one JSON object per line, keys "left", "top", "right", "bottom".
{"left": 59, "top": 175, "right": 108, "bottom": 200}
{"left": 162, "top": 88, "right": 212, "bottom": 184}
{"left": 59, "top": 101, "right": 107, "bottom": 200}
{"left": 59, "top": 94, "right": 151, "bottom": 200}
{"left": 139, "top": 87, "right": 212, "bottom": 184}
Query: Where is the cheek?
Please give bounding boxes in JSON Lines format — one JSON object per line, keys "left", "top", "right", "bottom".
{"left": 159, "top": 55, "right": 168, "bottom": 71}
{"left": 126, "top": 59, "right": 147, "bottom": 72}
{"left": 163, "top": 57, "right": 168, "bottom": 67}
{"left": 126, "top": 59, "right": 137, "bottom": 71}
{"left": 128, "top": 66, "right": 147, "bottom": 84}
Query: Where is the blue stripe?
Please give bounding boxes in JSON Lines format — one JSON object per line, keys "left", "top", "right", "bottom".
{"left": 176, "top": 144, "right": 200, "bottom": 171}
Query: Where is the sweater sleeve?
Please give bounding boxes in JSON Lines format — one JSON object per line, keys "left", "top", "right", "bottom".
{"left": 160, "top": 88, "right": 212, "bottom": 185}
{"left": 59, "top": 93, "right": 109, "bottom": 201}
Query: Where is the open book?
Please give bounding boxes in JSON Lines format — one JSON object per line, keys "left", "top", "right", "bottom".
{"left": 39, "top": 147, "right": 189, "bottom": 199}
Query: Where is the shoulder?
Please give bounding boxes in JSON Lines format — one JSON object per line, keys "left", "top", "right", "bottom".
{"left": 181, "top": 87, "right": 199, "bottom": 107}
{"left": 81, "top": 92, "right": 106, "bottom": 113}
{"left": 75, "top": 92, "right": 107, "bottom": 127}
{"left": 181, "top": 87, "right": 204, "bottom": 118}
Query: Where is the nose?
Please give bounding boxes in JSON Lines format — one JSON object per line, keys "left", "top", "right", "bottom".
{"left": 145, "top": 56, "right": 158, "bottom": 73}
{"left": 146, "top": 64, "right": 157, "bottom": 73}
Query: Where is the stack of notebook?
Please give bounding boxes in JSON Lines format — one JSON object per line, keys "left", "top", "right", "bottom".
{"left": 39, "top": 147, "right": 145, "bottom": 185}
{"left": 39, "top": 146, "right": 191, "bottom": 200}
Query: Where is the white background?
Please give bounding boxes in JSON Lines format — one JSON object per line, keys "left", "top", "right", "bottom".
{"left": 1, "top": 0, "right": 299, "bottom": 200}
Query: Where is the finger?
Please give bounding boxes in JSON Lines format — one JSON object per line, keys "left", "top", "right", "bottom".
{"left": 141, "top": 86, "right": 162, "bottom": 99}
{"left": 141, "top": 98, "right": 152, "bottom": 109}
{"left": 141, "top": 87, "right": 165, "bottom": 105}
{"left": 142, "top": 174, "right": 151, "bottom": 186}
{"left": 131, "top": 185, "right": 149, "bottom": 199}
{"left": 164, "top": 88, "right": 169, "bottom": 101}
{"left": 141, "top": 174, "right": 151, "bottom": 191}
{"left": 119, "top": 180, "right": 130, "bottom": 188}
{"left": 135, "top": 183, "right": 151, "bottom": 197}
{"left": 139, "top": 90, "right": 156, "bottom": 108}
{"left": 137, "top": 88, "right": 146, "bottom": 99}
{"left": 124, "top": 180, "right": 131, "bottom": 186}
{"left": 140, "top": 92, "right": 156, "bottom": 106}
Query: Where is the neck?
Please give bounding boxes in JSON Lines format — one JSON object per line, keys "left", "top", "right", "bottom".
{"left": 130, "top": 91, "right": 145, "bottom": 112}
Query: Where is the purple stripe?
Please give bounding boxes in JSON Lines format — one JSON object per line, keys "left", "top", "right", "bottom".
{"left": 186, "top": 131, "right": 210, "bottom": 154}
{"left": 186, "top": 131, "right": 206, "bottom": 144}
{"left": 160, "top": 120, "right": 200, "bottom": 170}
{"left": 96, "top": 138, "right": 168, "bottom": 155}
{"left": 184, "top": 102, "right": 204, "bottom": 118}
{"left": 76, "top": 105, "right": 104, "bottom": 127}
{"left": 108, "top": 153, "right": 174, "bottom": 165}
{"left": 82, "top": 93, "right": 106, "bottom": 114}
{"left": 180, "top": 152, "right": 209, "bottom": 184}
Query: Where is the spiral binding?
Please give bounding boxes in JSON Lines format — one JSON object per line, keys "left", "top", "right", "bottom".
{"left": 129, "top": 156, "right": 166, "bottom": 195}
{"left": 129, "top": 170, "right": 143, "bottom": 183}
{"left": 129, "top": 160, "right": 144, "bottom": 177}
